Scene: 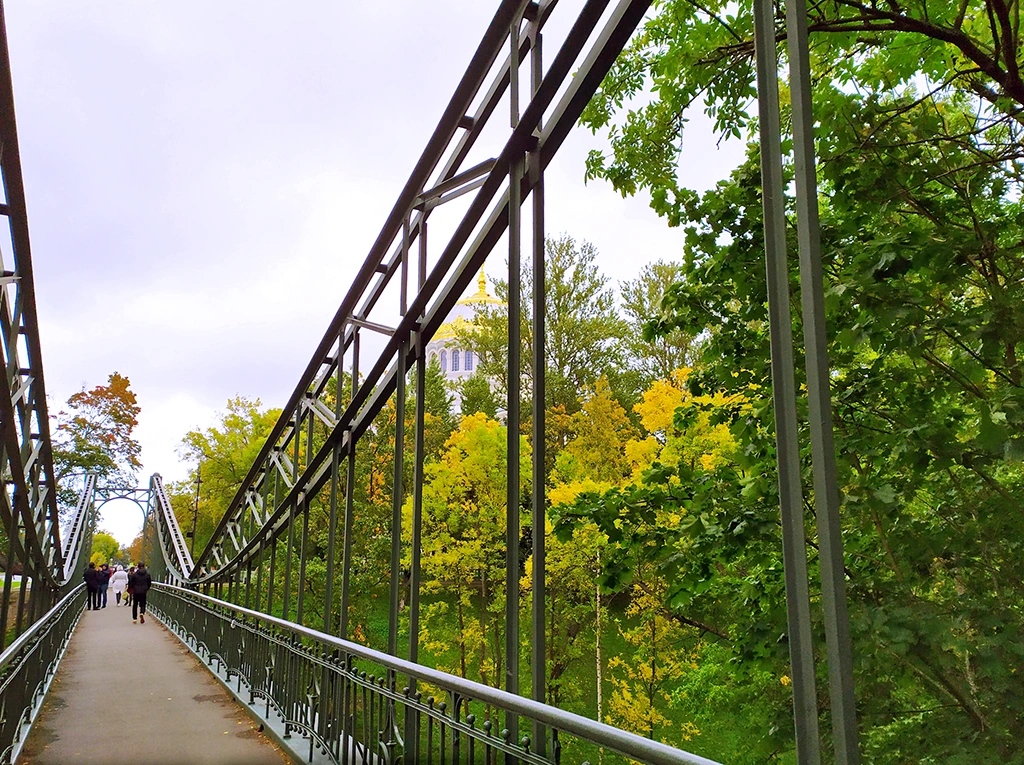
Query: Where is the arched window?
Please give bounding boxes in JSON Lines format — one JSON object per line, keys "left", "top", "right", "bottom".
{"left": 452, "top": 350, "right": 460, "bottom": 372}
{"left": 429, "top": 352, "right": 437, "bottom": 366}
{"left": 465, "top": 351, "right": 473, "bottom": 371}
{"left": 440, "top": 351, "right": 448, "bottom": 372}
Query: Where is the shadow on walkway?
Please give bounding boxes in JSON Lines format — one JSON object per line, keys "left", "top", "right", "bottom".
{"left": 18, "top": 599, "right": 290, "bottom": 765}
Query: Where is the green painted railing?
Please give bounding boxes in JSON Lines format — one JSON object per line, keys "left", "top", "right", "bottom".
{"left": 0, "top": 583, "right": 85, "bottom": 764}
{"left": 150, "top": 583, "right": 720, "bottom": 765}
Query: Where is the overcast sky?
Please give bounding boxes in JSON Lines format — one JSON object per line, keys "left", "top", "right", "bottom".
{"left": 6, "top": 2, "right": 744, "bottom": 545}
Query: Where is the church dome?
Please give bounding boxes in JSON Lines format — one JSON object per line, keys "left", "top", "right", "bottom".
{"left": 434, "top": 268, "right": 502, "bottom": 340}
{"left": 426, "top": 267, "right": 503, "bottom": 413}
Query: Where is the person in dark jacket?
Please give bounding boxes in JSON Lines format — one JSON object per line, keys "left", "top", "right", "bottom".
{"left": 98, "top": 563, "right": 111, "bottom": 608}
{"left": 83, "top": 562, "right": 101, "bottom": 610}
{"left": 125, "top": 565, "right": 136, "bottom": 607}
{"left": 128, "top": 562, "right": 152, "bottom": 624}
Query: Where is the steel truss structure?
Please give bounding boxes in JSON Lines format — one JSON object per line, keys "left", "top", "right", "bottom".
{"left": 0, "top": 3, "right": 95, "bottom": 648}
{"left": 174, "top": 0, "right": 858, "bottom": 762}
{"left": 0, "top": 9, "right": 97, "bottom": 753}
{"left": 0, "top": 0, "right": 860, "bottom": 762}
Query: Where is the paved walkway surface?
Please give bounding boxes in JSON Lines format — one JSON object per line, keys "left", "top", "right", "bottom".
{"left": 18, "top": 600, "right": 290, "bottom": 765}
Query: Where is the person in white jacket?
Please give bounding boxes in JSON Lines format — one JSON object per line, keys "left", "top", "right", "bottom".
{"left": 110, "top": 565, "right": 129, "bottom": 606}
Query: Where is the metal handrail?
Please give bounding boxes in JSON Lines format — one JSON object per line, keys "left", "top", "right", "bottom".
{"left": 153, "top": 583, "right": 720, "bottom": 765}
{"left": 0, "top": 583, "right": 84, "bottom": 667}
{"left": 0, "top": 582, "right": 84, "bottom": 764}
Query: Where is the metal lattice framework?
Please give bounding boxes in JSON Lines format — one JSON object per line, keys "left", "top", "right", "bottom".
{"left": 190, "top": 0, "right": 652, "bottom": 706}
{"left": 0, "top": 8, "right": 99, "bottom": 758}
{"left": 0, "top": 4, "right": 95, "bottom": 639}
{"left": 0, "top": 0, "right": 863, "bottom": 762}
{"left": 148, "top": 474, "right": 194, "bottom": 582}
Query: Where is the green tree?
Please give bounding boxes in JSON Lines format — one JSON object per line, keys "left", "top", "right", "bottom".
{"left": 459, "top": 235, "right": 626, "bottom": 415}
{"left": 169, "top": 396, "right": 281, "bottom": 558}
{"left": 405, "top": 412, "right": 530, "bottom": 689}
{"left": 416, "top": 356, "right": 456, "bottom": 458}
{"left": 458, "top": 372, "right": 498, "bottom": 419}
{"left": 552, "top": 376, "right": 636, "bottom": 486}
{"left": 527, "top": 518, "right": 605, "bottom": 708}
{"left": 570, "top": 5, "right": 1024, "bottom": 761}
{"left": 90, "top": 531, "right": 120, "bottom": 566}
{"left": 581, "top": 0, "right": 1024, "bottom": 221}
{"left": 563, "top": 121, "right": 1024, "bottom": 759}
{"left": 605, "top": 579, "right": 700, "bottom": 743}
{"left": 620, "top": 260, "right": 697, "bottom": 384}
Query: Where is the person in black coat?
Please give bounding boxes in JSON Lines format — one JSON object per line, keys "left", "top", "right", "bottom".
{"left": 128, "top": 562, "right": 152, "bottom": 624}
{"left": 83, "top": 562, "right": 101, "bottom": 610}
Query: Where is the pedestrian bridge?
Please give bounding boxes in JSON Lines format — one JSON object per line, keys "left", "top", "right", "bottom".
{"left": 0, "top": 0, "right": 857, "bottom": 763}
{"left": 16, "top": 600, "right": 288, "bottom": 765}
{"left": 6, "top": 581, "right": 711, "bottom": 765}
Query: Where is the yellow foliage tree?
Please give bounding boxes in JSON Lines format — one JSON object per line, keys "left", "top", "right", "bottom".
{"left": 405, "top": 413, "right": 530, "bottom": 692}
{"left": 629, "top": 368, "right": 737, "bottom": 475}
{"left": 539, "top": 378, "right": 639, "bottom": 710}
{"left": 552, "top": 376, "right": 635, "bottom": 485}
{"left": 606, "top": 578, "right": 700, "bottom": 744}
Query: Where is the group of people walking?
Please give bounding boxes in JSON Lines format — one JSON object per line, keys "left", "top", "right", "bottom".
{"left": 83, "top": 561, "right": 152, "bottom": 623}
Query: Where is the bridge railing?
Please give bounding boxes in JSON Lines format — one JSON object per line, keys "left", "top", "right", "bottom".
{"left": 0, "top": 583, "right": 85, "bottom": 764}
{"left": 147, "top": 474, "right": 194, "bottom": 583}
{"left": 59, "top": 473, "right": 97, "bottom": 589}
{"left": 150, "top": 583, "right": 719, "bottom": 765}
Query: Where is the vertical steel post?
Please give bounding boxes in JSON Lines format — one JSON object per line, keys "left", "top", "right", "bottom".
{"left": 406, "top": 216, "right": 428, "bottom": 730}
{"left": 388, "top": 341, "right": 407, "bottom": 657}
{"left": 528, "top": 15, "right": 547, "bottom": 755}
{"left": 267, "top": 534, "right": 277, "bottom": 614}
{"left": 338, "top": 447, "right": 355, "bottom": 638}
{"left": 0, "top": 509, "right": 18, "bottom": 648}
{"left": 401, "top": 218, "right": 410, "bottom": 317}
{"left": 255, "top": 541, "right": 266, "bottom": 614}
{"left": 259, "top": 468, "right": 273, "bottom": 611}
{"left": 26, "top": 570, "right": 39, "bottom": 627}
{"left": 190, "top": 466, "right": 201, "bottom": 558}
{"left": 324, "top": 441, "right": 341, "bottom": 633}
{"left": 244, "top": 560, "right": 253, "bottom": 609}
{"left": 405, "top": 335, "right": 426, "bottom": 753}
{"left": 389, "top": 214, "right": 411, "bottom": 659}
{"left": 276, "top": 409, "right": 299, "bottom": 619}
{"left": 339, "top": 330, "right": 360, "bottom": 639}
{"left": 283, "top": 494, "right": 296, "bottom": 620}
{"left": 506, "top": 10, "right": 524, "bottom": 752}
{"left": 785, "top": 0, "right": 859, "bottom": 760}
{"left": 13, "top": 555, "right": 28, "bottom": 636}
{"left": 753, "top": 0, "right": 822, "bottom": 761}
{"left": 296, "top": 497, "right": 310, "bottom": 626}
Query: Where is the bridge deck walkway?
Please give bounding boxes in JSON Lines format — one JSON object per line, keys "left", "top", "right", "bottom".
{"left": 17, "top": 599, "right": 290, "bottom": 765}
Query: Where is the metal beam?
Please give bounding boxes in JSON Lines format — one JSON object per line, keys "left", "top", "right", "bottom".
{"left": 753, "top": 0, "right": 821, "bottom": 760}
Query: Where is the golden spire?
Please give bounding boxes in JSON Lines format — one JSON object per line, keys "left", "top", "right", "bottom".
{"left": 456, "top": 264, "right": 502, "bottom": 306}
